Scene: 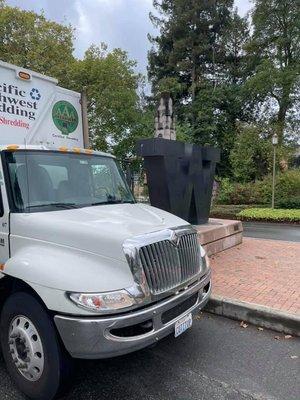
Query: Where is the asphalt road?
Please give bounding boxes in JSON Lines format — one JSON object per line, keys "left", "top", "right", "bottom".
{"left": 0, "top": 314, "right": 299, "bottom": 400}
{"left": 242, "top": 222, "right": 300, "bottom": 242}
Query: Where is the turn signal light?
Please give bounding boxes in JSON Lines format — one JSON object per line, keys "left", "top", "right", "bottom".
{"left": 6, "top": 144, "right": 19, "bottom": 150}
{"left": 58, "top": 146, "right": 68, "bottom": 152}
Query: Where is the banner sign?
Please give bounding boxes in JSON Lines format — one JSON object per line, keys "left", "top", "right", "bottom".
{"left": 0, "top": 61, "right": 84, "bottom": 147}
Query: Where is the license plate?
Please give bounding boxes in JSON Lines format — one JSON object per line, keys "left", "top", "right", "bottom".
{"left": 174, "top": 313, "right": 192, "bottom": 337}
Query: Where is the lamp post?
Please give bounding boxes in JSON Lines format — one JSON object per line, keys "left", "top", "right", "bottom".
{"left": 209, "top": 24, "right": 217, "bottom": 91}
{"left": 271, "top": 133, "right": 278, "bottom": 209}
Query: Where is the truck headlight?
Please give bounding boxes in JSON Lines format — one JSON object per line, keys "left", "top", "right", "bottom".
{"left": 68, "top": 290, "right": 136, "bottom": 312}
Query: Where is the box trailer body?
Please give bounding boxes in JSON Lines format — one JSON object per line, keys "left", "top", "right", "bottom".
{"left": 0, "top": 61, "right": 84, "bottom": 147}
{"left": 0, "top": 62, "right": 211, "bottom": 400}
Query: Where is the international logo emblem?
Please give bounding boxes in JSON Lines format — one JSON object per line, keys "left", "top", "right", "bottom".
{"left": 170, "top": 231, "right": 181, "bottom": 246}
{"left": 52, "top": 101, "right": 79, "bottom": 135}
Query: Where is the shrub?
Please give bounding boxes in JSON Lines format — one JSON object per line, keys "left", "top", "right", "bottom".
{"left": 216, "top": 169, "right": 300, "bottom": 207}
{"left": 229, "top": 125, "right": 294, "bottom": 183}
{"left": 276, "top": 197, "right": 300, "bottom": 209}
{"left": 230, "top": 126, "right": 271, "bottom": 182}
{"left": 210, "top": 204, "right": 262, "bottom": 219}
{"left": 215, "top": 178, "right": 234, "bottom": 204}
{"left": 238, "top": 208, "right": 300, "bottom": 223}
{"left": 274, "top": 170, "right": 300, "bottom": 204}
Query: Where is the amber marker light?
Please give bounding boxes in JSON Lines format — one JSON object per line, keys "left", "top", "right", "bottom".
{"left": 58, "top": 146, "right": 68, "bottom": 152}
{"left": 18, "top": 71, "right": 31, "bottom": 80}
{"left": 85, "top": 149, "right": 93, "bottom": 154}
{"left": 6, "top": 145, "right": 20, "bottom": 151}
{"left": 73, "top": 147, "right": 81, "bottom": 153}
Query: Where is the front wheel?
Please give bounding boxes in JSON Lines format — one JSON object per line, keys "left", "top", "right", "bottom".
{"left": 0, "top": 292, "right": 73, "bottom": 400}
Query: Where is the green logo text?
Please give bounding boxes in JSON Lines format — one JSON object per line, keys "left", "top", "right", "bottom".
{"left": 52, "top": 101, "right": 79, "bottom": 135}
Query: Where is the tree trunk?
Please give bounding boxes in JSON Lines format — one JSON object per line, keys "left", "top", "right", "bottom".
{"left": 277, "top": 99, "right": 289, "bottom": 145}
{"left": 191, "top": 63, "right": 196, "bottom": 102}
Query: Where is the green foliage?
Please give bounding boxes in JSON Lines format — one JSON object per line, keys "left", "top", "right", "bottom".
{"left": 190, "top": 83, "right": 247, "bottom": 176}
{"left": 245, "top": 0, "right": 300, "bottom": 143}
{"left": 68, "top": 44, "right": 144, "bottom": 155}
{"left": 217, "top": 179, "right": 269, "bottom": 205}
{"left": 229, "top": 124, "right": 294, "bottom": 182}
{"left": 148, "top": 1, "right": 252, "bottom": 176}
{"left": 215, "top": 178, "right": 234, "bottom": 204}
{"left": 230, "top": 125, "right": 272, "bottom": 182}
{"left": 0, "top": 1, "right": 74, "bottom": 86}
{"left": 238, "top": 208, "right": 300, "bottom": 223}
{"left": 149, "top": 0, "right": 300, "bottom": 176}
{"left": 0, "top": 2, "right": 148, "bottom": 159}
{"left": 216, "top": 169, "right": 300, "bottom": 206}
{"left": 149, "top": 0, "right": 237, "bottom": 100}
{"left": 274, "top": 169, "right": 300, "bottom": 204}
{"left": 210, "top": 204, "right": 254, "bottom": 219}
{"left": 276, "top": 197, "right": 300, "bottom": 210}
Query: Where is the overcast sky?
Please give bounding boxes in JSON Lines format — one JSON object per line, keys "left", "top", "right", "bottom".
{"left": 6, "top": 0, "right": 252, "bottom": 74}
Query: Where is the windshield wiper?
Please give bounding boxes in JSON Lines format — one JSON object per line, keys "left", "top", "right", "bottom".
{"left": 25, "top": 203, "right": 78, "bottom": 210}
{"left": 91, "top": 200, "right": 135, "bottom": 206}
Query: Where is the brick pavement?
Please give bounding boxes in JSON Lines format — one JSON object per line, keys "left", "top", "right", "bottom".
{"left": 210, "top": 237, "right": 300, "bottom": 316}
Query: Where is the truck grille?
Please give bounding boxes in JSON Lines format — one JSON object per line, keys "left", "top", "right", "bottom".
{"left": 139, "top": 232, "right": 200, "bottom": 295}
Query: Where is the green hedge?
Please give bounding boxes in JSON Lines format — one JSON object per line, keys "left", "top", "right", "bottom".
{"left": 216, "top": 170, "right": 300, "bottom": 207}
{"left": 238, "top": 208, "right": 300, "bottom": 223}
{"left": 276, "top": 196, "right": 300, "bottom": 209}
{"left": 210, "top": 204, "right": 263, "bottom": 219}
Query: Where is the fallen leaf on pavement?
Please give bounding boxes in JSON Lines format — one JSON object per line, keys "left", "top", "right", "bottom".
{"left": 258, "top": 327, "right": 264, "bottom": 331}
{"left": 274, "top": 336, "right": 280, "bottom": 340}
{"left": 284, "top": 335, "right": 292, "bottom": 339}
{"left": 290, "top": 355, "right": 298, "bottom": 359}
{"left": 240, "top": 321, "right": 248, "bottom": 328}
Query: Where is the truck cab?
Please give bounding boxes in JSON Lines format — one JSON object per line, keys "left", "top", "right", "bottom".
{"left": 0, "top": 144, "right": 211, "bottom": 399}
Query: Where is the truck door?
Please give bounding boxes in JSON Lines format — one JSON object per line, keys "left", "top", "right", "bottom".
{"left": 0, "top": 159, "right": 10, "bottom": 268}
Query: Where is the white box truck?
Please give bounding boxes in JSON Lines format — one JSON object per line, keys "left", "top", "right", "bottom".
{"left": 0, "top": 61, "right": 211, "bottom": 400}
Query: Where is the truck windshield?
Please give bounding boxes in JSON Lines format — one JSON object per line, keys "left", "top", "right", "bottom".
{"left": 2, "top": 150, "right": 135, "bottom": 212}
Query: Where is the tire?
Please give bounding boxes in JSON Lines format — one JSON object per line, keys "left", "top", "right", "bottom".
{"left": 0, "top": 292, "right": 73, "bottom": 400}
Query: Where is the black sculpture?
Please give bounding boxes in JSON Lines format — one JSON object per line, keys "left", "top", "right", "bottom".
{"left": 136, "top": 138, "right": 220, "bottom": 225}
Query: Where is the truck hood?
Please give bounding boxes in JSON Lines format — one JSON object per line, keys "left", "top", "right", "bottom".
{"left": 10, "top": 203, "right": 188, "bottom": 262}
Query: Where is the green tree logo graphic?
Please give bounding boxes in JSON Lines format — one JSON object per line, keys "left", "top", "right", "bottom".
{"left": 52, "top": 101, "right": 79, "bottom": 135}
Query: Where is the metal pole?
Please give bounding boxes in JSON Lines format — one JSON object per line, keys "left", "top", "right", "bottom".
{"left": 81, "top": 89, "right": 90, "bottom": 149}
{"left": 271, "top": 145, "right": 276, "bottom": 209}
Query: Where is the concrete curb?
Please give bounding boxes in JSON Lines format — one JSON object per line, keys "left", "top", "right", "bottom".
{"left": 205, "top": 295, "right": 300, "bottom": 337}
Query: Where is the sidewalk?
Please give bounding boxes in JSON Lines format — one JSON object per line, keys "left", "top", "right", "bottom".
{"left": 207, "top": 237, "right": 300, "bottom": 334}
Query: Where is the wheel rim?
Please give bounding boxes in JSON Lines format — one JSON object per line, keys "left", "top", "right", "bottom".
{"left": 8, "top": 315, "right": 44, "bottom": 382}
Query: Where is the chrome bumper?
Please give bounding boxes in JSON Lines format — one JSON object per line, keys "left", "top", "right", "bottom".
{"left": 54, "top": 270, "right": 211, "bottom": 359}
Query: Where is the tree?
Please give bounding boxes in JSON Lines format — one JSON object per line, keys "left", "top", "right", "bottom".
{"left": 148, "top": 0, "right": 234, "bottom": 102}
{"left": 69, "top": 44, "right": 147, "bottom": 156}
{"left": 245, "top": 0, "right": 300, "bottom": 144}
{"left": 148, "top": 1, "right": 250, "bottom": 176}
{"left": 0, "top": 1, "right": 149, "bottom": 158}
{"left": 0, "top": 0, "right": 74, "bottom": 86}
